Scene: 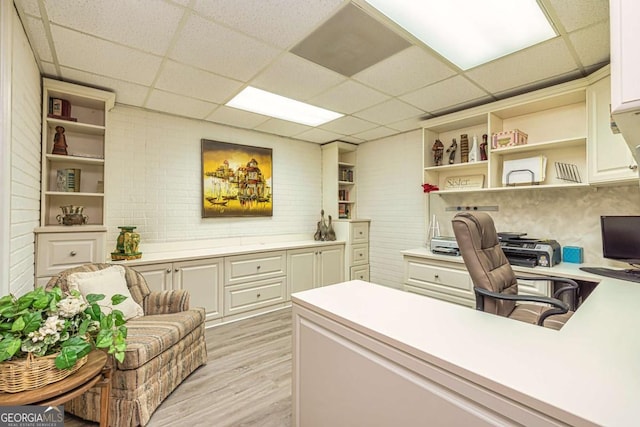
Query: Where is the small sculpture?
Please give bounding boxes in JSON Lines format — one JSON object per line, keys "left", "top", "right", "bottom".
{"left": 460, "top": 134, "right": 469, "bottom": 163}
{"left": 446, "top": 139, "right": 457, "bottom": 164}
{"left": 314, "top": 210, "right": 336, "bottom": 241}
{"left": 480, "top": 134, "right": 488, "bottom": 161}
{"left": 52, "top": 126, "right": 68, "bottom": 155}
{"left": 468, "top": 135, "right": 479, "bottom": 163}
{"left": 432, "top": 139, "right": 444, "bottom": 166}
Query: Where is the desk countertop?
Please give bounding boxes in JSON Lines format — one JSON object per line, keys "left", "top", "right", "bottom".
{"left": 292, "top": 275, "right": 640, "bottom": 426}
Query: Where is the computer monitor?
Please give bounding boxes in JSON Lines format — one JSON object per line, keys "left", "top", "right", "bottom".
{"left": 601, "top": 216, "right": 640, "bottom": 265}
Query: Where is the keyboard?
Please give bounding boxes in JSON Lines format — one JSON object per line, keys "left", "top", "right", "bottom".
{"left": 579, "top": 267, "right": 640, "bottom": 283}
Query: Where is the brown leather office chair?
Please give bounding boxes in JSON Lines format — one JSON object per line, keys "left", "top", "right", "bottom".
{"left": 452, "top": 212, "right": 577, "bottom": 330}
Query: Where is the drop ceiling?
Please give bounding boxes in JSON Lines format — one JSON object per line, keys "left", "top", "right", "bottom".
{"left": 13, "top": 0, "right": 610, "bottom": 144}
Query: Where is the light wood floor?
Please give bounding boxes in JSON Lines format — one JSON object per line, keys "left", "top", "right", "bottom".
{"left": 65, "top": 308, "right": 293, "bottom": 427}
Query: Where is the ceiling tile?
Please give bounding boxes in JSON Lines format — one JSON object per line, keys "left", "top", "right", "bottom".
{"left": 170, "top": 13, "right": 281, "bottom": 81}
{"left": 464, "top": 38, "right": 578, "bottom": 94}
{"left": 354, "top": 46, "right": 457, "bottom": 96}
{"left": 352, "top": 126, "right": 398, "bottom": 141}
{"left": 23, "top": 16, "right": 53, "bottom": 62}
{"left": 400, "top": 76, "right": 489, "bottom": 113}
{"left": 294, "top": 128, "right": 342, "bottom": 143}
{"left": 206, "top": 106, "right": 270, "bottom": 129}
{"left": 354, "top": 99, "right": 424, "bottom": 125}
{"left": 155, "top": 61, "right": 243, "bottom": 104}
{"left": 59, "top": 67, "right": 149, "bottom": 107}
{"left": 145, "top": 90, "right": 217, "bottom": 120}
{"left": 255, "top": 118, "right": 312, "bottom": 137}
{"left": 309, "top": 80, "right": 389, "bottom": 114}
{"left": 42, "top": 0, "right": 184, "bottom": 55}
{"left": 549, "top": 0, "right": 609, "bottom": 32}
{"left": 569, "top": 22, "right": 610, "bottom": 67}
{"left": 319, "top": 115, "right": 377, "bottom": 135}
{"left": 387, "top": 116, "right": 427, "bottom": 132}
{"left": 51, "top": 26, "right": 163, "bottom": 85}
{"left": 193, "top": 0, "right": 343, "bottom": 49}
{"left": 251, "top": 53, "right": 346, "bottom": 101}
{"left": 290, "top": 3, "right": 410, "bottom": 77}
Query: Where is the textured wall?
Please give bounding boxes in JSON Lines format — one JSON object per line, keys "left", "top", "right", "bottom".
{"left": 430, "top": 185, "right": 640, "bottom": 267}
{"left": 357, "top": 130, "right": 426, "bottom": 289}
{"left": 10, "top": 9, "right": 41, "bottom": 295}
{"left": 106, "top": 105, "right": 322, "bottom": 247}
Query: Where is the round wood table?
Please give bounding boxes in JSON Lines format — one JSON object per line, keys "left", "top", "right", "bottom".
{"left": 0, "top": 351, "right": 111, "bottom": 426}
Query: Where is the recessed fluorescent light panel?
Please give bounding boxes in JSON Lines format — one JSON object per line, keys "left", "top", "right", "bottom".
{"left": 365, "top": 0, "right": 556, "bottom": 70}
{"left": 226, "top": 87, "right": 343, "bottom": 126}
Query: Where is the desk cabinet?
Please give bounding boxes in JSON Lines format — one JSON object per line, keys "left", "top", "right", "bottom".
{"left": 334, "top": 220, "right": 370, "bottom": 281}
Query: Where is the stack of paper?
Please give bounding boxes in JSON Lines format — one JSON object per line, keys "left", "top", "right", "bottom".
{"left": 502, "top": 155, "right": 547, "bottom": 185}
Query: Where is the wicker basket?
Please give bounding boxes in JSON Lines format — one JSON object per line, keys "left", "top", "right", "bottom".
{"left": 0, "top": 352, "right": 88, "bottom": 393}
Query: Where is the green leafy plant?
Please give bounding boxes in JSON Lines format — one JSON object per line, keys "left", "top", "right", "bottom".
{"left": 0, "top": 287, "right": 128, "bottom": 370}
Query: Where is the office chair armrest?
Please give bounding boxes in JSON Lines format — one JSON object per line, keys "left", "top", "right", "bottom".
{"left": 474, "top": 287, "right": 570, "bottom": 326}
{"left": 515, "top": 275, "right": 579, "bottom": 299}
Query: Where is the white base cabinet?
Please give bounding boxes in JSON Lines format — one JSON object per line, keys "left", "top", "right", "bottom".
{"left": 134, "top": 258, "right": 224, "bottom": 324}
{"left": 35, "top": 228, "right": 106, "bottom": 287}
{"left": 288, "top": 245, "right": 344, "bottom": 294}
{"left": 333, "top": 220, "right": 370, "bottom": 281}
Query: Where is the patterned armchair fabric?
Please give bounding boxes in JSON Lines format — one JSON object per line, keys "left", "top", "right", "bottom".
{"left": 46, "top": 263, "right": 208, "bottom": 426}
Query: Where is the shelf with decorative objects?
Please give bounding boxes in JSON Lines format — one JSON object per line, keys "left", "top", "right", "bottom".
{"left": 422, "top": 66, "right": 635, "bottom": 195}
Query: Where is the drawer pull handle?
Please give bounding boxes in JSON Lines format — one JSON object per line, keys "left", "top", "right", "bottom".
{"left": 70, "top": 251, "right": 77, "bottom": 256}
{"left": 257, "top": 265, "right": 261, "bottom": 270}
{"left": 175, "top": 268, "right": 179, "bottom": 273}
{"left": 257, "top": 293, "right": 261, "bottom": 298}
{"left": 434, "top": 274, "right": 439, "bottom": 279}
{"left": 630, "top": 164, "right": 638, "bottom": 171}
{"left": 166, "top": 269, "right": 171, "bottom": 273}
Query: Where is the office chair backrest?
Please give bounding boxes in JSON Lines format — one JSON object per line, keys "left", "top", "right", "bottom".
{"left": 452, "top": 212, "right": 518, "bottom": 317}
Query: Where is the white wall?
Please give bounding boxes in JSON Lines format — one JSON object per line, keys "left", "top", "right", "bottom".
{"left": 357, "top": 130, "right": 426, "bottom": 289}
{"left": 8, "top": 7, "right": 41, "bottom": 296}
{"left": 106, "top": 105, "right": 322, "bottom": 248}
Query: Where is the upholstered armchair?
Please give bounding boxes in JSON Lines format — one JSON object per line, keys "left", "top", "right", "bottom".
{"left": 46, "top": 263, "right": 207, "bottom": 426}
{"left": 452, "top": 212, "right": 577, "bottom": 330}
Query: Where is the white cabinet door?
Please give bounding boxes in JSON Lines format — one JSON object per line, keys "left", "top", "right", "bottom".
{"left": 288, "top": 248, "right": 317, "bottom": 295}
{"left": 318, "top": 245, "right": 344, "bottom": 287}
{"left": 588, "top": 75, "right": 638, "bottom": 184}
{"left": 133, "top": 263, "right": 172, "bottom": 293}
{"left": 174, "top": 258, "right": 224, "bottom": 321}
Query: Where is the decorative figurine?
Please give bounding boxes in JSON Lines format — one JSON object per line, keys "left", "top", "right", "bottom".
{"left": 52, "top": 126, "right": 68, "bottom": 155}
{"left": 446, "top": 139, "right": 457, "bottom": 164}
{"left": 468, "top": 135, "right": 479, "bottom": 163}
{"left": 460, "top": 134, "right": 469, "bottom": 163}
{"left": 480, "top": 134, "right": 488, "bottom": 161}
{"left": 432, "top": 139, "right": 444, "bottom": 166}
{"left": 314, "top": 210, "right": 336, "bottom": 241}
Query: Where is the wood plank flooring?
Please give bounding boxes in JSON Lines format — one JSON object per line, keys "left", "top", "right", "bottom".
{"left": 64, "top": 308, "right": 293, "bottom": 427}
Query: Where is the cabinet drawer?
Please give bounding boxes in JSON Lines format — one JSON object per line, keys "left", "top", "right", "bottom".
{"left": 405, "top": 260, "right": 473, "bottom": 300}
{"left": 225, "top": 251, "right": 286, "bottom": 285}
{"left": 404, "top": 284, "right": 475, "bottom": 308}
{"left": 351, "top": 222, "right": 369, "bottom": 243}
{"left": 350, "top": 243, "right": 369, "bottom": 266}
{"left": 36, "top": 232, "right": 105, "bottom": 277}
{"left": 517, "top": 278, "right": 551, "bottom": 298}
{"left": 224, "top": 277, "right": 286, "bottom": 316}
{"left": 350, "top": 264, "right": 369, "bottom": 281}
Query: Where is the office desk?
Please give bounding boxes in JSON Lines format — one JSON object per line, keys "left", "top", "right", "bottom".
{"left": 292, "top": 277, "right": 640, "bottom": 426}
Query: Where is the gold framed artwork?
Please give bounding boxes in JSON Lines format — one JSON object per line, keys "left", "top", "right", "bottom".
{"left": 201, "top": 139, "right": 273, "bottom": 217}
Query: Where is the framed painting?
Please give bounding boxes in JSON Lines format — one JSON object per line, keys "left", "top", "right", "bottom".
{"left": 201, "top": 139, "right": 273, "bottom": 217}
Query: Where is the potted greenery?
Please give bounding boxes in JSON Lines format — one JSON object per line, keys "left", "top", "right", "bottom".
{"left": 0, "top": 286, "right": 127, "bottom": 392}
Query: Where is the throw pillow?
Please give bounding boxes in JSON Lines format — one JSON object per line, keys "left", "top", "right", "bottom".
{"left": 67, "top": 265, "right": 144, "bottom": 320}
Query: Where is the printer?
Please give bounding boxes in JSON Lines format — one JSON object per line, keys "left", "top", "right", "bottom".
{"left": 430, "top": 236, "right": 460, "bottom": 256}
{"left": 498, "top": 233, "right": 561, "bottom": 267}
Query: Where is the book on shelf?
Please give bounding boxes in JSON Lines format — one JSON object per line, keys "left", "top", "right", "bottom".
{"left": 338, "top": 189, "right": 349, "bottom": 201}
{"left": 56, "top": 168, "right": 81, "bottom": 192}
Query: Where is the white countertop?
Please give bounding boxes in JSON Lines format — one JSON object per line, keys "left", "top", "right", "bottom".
{"left": 111, "top": 239, "right": 345, "bottom": 266}
{"left": 292, "top": 277, "right": 640, "bottom": 426}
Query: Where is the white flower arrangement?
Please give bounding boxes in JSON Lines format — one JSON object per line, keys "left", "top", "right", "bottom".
{"left": 0, "top": 286, "right": 128, "bottom": 370}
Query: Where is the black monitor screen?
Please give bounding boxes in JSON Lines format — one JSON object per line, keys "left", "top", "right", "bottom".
{"left": 601, "top": 216, "right": 640, "bottom": 263}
